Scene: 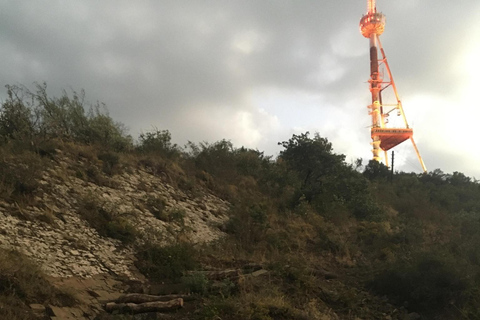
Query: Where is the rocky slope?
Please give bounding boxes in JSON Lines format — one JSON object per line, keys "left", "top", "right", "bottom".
{"left": 0, "top": 148, "right": 232, "bottom": 319}
{"left": 0, "top": 149, "right": 229, "bottom": 279}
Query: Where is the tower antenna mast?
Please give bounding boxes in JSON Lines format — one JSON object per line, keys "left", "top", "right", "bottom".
{"left": 359, "top": 0, "right": 426, "bottom": 172}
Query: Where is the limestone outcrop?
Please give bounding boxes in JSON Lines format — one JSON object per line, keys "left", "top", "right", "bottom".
{"left": 0, "top": 150, "right": 229, "bottom": 279}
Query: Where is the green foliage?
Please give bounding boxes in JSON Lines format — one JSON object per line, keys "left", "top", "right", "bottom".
{"left": 169, "top": 207, "right": 186, "bottom": 224}
{"left": 137, "top": 128, "right": 179, "bottom": 158}
{"left": 370, "top": 253, "right": 469, "bottom": 315}
{"left": 187, "top": 140, "right": 235, "bottom": 183}
{"left": 145, "top": 195, "right": 167, "bottom": 220}
{"left": 278, "top": 132, "right": 342, "bottom": 184}
{"left": 3, "top": 82, "right": 480, "bottom": 318}
{"left": 0, "top": 150, "right": 45, "bottom": 202}
{"left": 0, "top": 83, "right": 132, "bottom": 151}
{"left": 185, "top": 140, "right": 275, "bottom": 201}
{"left": 149, "top": 203, "right": 186, "bottom": 224}
{"left": 97, "top": 151, "right": 120, "bottom": 176}
{"left": 278, "top": 132, "right": 381, "bottom": 220}
{"left": 182, "top": 273, "right": 209, "bottom": 294}
{"left": 77, "top": 194, "right": 137, "bottom": 244}
{"left": 225, "top": 203, "right": 269, "bottom": 249}
{"left": 135, "top": 243, "right": 197, "bottom": 281}
{"left": 0, "top": 85, "right": 35, "bottom": 145}
{"left": 363, "top": 160, "right": 390, "bottom": 181}
{"left": 85, "top": 106, "right": 132, "bottom": 151}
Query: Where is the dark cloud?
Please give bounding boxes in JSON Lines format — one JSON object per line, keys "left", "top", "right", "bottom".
{"left": 0, "top": 0, "right": 478, "bottom": 178}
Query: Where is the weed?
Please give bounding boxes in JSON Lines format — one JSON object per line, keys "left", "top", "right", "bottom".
{"left": 151, "top": 205, "right": 186, "bottom": 225}
{"left": 85, "top": 165, "right": 102, "bottom": 183}
{"left": 178, "top": 177, "right": 195, "bottom": 192}
{"left": 224, "top": 203, "right": 269, "bottom": 250}
{"left": 169, "top": 208, "right": 186, "bottom": 224}
{"left": 0, "top": 248, "right": 76, "bottom": 319}
{"left": 98, "top": 151, "right": 120, "bottom": 176}
{"left": 135, "top": 243, "right": 197, "bottom": 281}
{"left": 138, "top": 157, "right": 167, "bottom": 176}
{"left": 145, "top": 195, "right": 167, "bottom": 220}
{"left": 182, "top": 273, "right": 209, "bottom": 294}
{"left": 37, "top": 210, "right": 56, "bottom": 225}
{"left": 0, "top": 150, "right": 46, "bottom": 203}
{"left": 370, "top": 253, "right": 469, "bottom": 315}
{"left": 77, "top": 194, "right": 137, "bottom": 244}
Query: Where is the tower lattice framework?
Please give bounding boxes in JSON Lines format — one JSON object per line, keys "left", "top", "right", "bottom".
{"left": 360, "top": 0, "right": 426, "bottom": 172}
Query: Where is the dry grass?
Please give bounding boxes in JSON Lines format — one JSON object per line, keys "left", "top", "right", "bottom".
{"left": 76, "top": 193, "right": 137, "bottom": 244}
{"left": 0, "top": 148, "right": 46, "bottom": 203}
{"left": 0, "top": 248, "right": 76, "bottom": 319}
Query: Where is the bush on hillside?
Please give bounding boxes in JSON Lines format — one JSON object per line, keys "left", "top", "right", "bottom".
{"left": 137, "top": 128, "right": 179, "bottom": 159}
{"left": 135, "top": 243, "right": 197, "bottom": 281}
{"left": 0, "top": 83, "right": 132, "bottom": 151}
{"left": 278, "top": 132, "right": 382, "bottom": 220}
{"left": 0, "top": 150, "right": 45, "bottom": 202}
{"left": 77, "top": 194, "right": 137, "bottom": 244}
{"left": 370, "top": 254, "right": 469, "bottom": 315}
{"left": 0, "top": 86, "right": 35, "bottom": 144}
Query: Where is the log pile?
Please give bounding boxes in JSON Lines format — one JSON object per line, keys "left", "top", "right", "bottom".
{"left": 185, "top": 268, "right": 243, "bottom": 284}
{"left": 105, "top": 267, "right": 269, "bottom": 315}
{"left": 105, "top": 294, "right": 187, "bottom": 315}
{"left": 115, "top": 293, "right": 195, "bottom": 304}
{"left": 105, "top": 298, "right": 183, "bottom": 314}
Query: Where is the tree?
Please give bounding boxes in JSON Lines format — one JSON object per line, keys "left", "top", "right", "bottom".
{"left": 0, "top": 83, "right": 132, "bottom": 151}
{"left": 363, "top": 160, "right": 390, "bottom": 181}
{"left": 138, "top": 128, "right": 179, "bottom": 158}
{"left": 278, "top": 132, "right": 381, "bottom": 219}
{"left": 278, "top": 132, "right": 344, "bottom": 191}
{"left": 0, "top": 90, "right": 34, "bottom": 143}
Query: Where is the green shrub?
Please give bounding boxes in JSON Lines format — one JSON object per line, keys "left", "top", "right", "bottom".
{"left": 0, "top": 83, "right": 132, "bottom": 151}
{"left": 225, "top": 203, "right": 269, "bottom": 249}
{"left": 169, "top": 208, "right": 186, "bottom": 224}
{"left": 135, "top": 243, "right": 197, "bottom": 281}
{"left": 370, "top": 254, "right": 469, "bottom": 315}
{"left": 98, "top": 151, "right": 120, "bottom": 175}
{"left": 137, "top": 128, "right": 179, "bottom": 158}
{"left": 182, "top": 273, "right": 209, "bottom": 294}
{"left": 77, "top": 195, "right": 137, "bottom": 244}
{"left": 145, "top": 195, "right": 167, "bottom": 220}
{"left": 363, "top": 160, "right": 390, "bottom": 181}
{"left": 0, "top": 85, "right": 35, "bottom": 145}
{"left": 0, "top": 150, "right": 45, "bottom": 202}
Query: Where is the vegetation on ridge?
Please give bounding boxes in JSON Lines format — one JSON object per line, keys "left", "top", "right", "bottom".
{"left": 1, "top": 84, "right": 480, "bottom": 319}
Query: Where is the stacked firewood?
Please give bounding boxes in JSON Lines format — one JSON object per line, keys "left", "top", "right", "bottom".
{"left": 104, "top": 267, "right": 269, "bottom": 315}
{"left": 105, "top": 293, "right": 189, "bottom": 314}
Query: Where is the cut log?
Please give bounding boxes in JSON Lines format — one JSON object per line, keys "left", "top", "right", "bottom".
{"left": 105, "top": 298, "right": 183, "bottom": 314}
{"left": 186, "top": 269, "right": 242, "bottom": 281}
{"left": 116, "top": 293, "right": 195, "bottom": 304}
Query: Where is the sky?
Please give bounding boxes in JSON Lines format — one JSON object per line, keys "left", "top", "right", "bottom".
{"left": 0, "top": 0, "right": 479, "bottom": 178}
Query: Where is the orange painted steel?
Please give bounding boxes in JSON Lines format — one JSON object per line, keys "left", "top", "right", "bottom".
{"left": 371, "top": 128, "right": 412, "bottom": 151}
{"left": 360, "top": 0, "right": 427, "bottom": 172}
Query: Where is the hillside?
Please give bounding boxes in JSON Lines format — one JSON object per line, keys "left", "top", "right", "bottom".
{"left": 1, "top": 85, "right": 480, "bottom": 320}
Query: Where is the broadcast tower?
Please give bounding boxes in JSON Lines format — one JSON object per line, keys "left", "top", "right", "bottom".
{"left": 359, "top": 0, "right": 426, "bottom": 172}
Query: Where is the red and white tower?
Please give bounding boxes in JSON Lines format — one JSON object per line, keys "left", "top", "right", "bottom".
{"left": 360, "top": 0, "right": 426, "bottom": 172}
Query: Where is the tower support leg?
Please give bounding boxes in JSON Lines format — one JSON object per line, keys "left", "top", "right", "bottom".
{"left": 409, "top": 137, "right": 427, "bottom": 173}
{"left": 372, "top": 138, "right": 381, "bottom": 162}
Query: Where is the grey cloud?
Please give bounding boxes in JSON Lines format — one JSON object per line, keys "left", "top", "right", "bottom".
{"left": 0, "top": 0, "right": 477, "bottom": 178}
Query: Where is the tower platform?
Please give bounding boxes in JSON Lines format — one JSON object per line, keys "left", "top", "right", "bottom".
{"left": 371, "top": 128, "right": 413, "bottom": 151}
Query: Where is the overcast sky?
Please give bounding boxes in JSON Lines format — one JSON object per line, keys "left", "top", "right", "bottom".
{"left": 1, "top": 1, "right": 479, "bottom": 178}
